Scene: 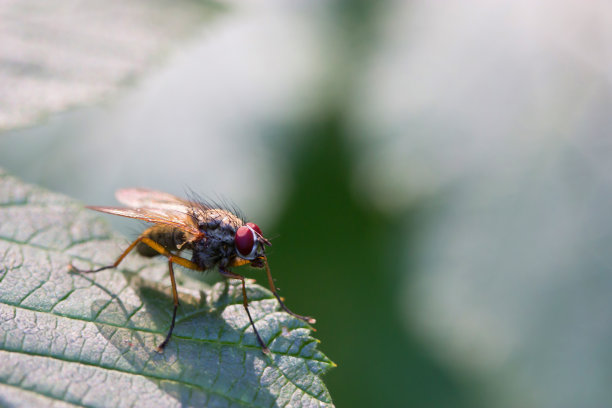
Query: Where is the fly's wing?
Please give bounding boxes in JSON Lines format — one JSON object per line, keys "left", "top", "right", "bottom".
{"left": 87, "top": 206, "right": 202, "bottom": 237}
{"left": 115, "top": 188, "right": 194, "bottom": 212}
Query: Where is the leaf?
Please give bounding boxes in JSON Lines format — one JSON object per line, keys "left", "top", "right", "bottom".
{"left": 0, "top": 169, "right": 335, "bottom": 408}
{"left": 0, "top": 0, "right": 221, "bottom": 131}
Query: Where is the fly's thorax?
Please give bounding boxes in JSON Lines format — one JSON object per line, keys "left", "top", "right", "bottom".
{"left": 195, "top": 208, "right": 242, "bottom": 231}
{"left": 191, "top": 209, "right": 242, "bottom": 269}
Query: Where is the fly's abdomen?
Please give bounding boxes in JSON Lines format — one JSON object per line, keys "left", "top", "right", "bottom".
{"left": 137, "top": 226, "right": 186, "bottom": 257}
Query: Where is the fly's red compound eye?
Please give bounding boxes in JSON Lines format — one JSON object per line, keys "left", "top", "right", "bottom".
{"left": 247, "top": 222, "right": 262, "bottom": 236}
{"left": 235, "top": 226, "right": 255, "bottom": 257}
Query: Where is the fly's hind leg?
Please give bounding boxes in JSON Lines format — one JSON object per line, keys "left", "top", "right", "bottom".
{"left": 70, "top": 234, "right": 203, "bottom": 352}
{"left": 68, "top": 235, "right": 145, "bottom": 274}
{"left": 156, "top": 259, "right": 179, "bottom": 352}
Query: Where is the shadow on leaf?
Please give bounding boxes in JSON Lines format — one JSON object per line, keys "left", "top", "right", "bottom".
{"left": 86, "top": 271, "right": 284, "bottom": 407}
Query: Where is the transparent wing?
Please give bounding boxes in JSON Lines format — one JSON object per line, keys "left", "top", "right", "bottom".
{"left": 87, "top": 206, "right": 201, "bottom": 236}
{"left": 115, "top": 188, "right": 193, "bottom": 212}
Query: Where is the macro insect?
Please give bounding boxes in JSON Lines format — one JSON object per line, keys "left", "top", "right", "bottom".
{"left": 69, "top": 188, "right": 315, "bottom": 354}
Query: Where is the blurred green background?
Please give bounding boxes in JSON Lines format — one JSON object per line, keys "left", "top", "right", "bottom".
{"left": 2, "top": 0, "right": 612, "bottom": 407}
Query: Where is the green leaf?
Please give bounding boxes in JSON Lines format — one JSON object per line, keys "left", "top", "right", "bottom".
{"left": 0, "top": 170, "right": 335, "bottom": 407}
{"left": 0, "top": 0, "right": 222, "bottom": 131}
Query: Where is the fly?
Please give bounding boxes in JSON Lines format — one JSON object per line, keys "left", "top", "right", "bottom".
{"left": 69, "top": 188, "right": 315, "bottom": 354}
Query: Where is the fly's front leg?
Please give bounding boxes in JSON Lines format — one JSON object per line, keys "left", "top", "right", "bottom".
{"left": 263, "top": 257, "right": 316, "bottom": 325}
{"left": 218, "top": 268, "right": 270, "bottom": 354}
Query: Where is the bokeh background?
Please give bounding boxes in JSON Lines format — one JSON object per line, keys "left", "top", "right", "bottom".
{"left": 2, "top": 0, "right": 612, "bottom": 407}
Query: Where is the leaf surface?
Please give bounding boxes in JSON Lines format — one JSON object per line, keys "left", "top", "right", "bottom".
{"left": 0, "top": 170, "right": 334, "bottom": 408}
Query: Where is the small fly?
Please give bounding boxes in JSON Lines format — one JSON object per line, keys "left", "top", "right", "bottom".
{"left": 69, "top": 188, "right": 315, "bottom": 354}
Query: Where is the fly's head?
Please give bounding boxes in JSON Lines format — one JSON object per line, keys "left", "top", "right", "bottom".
{"left": 234, "top": 222, "right": 271, "bottom": 268}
